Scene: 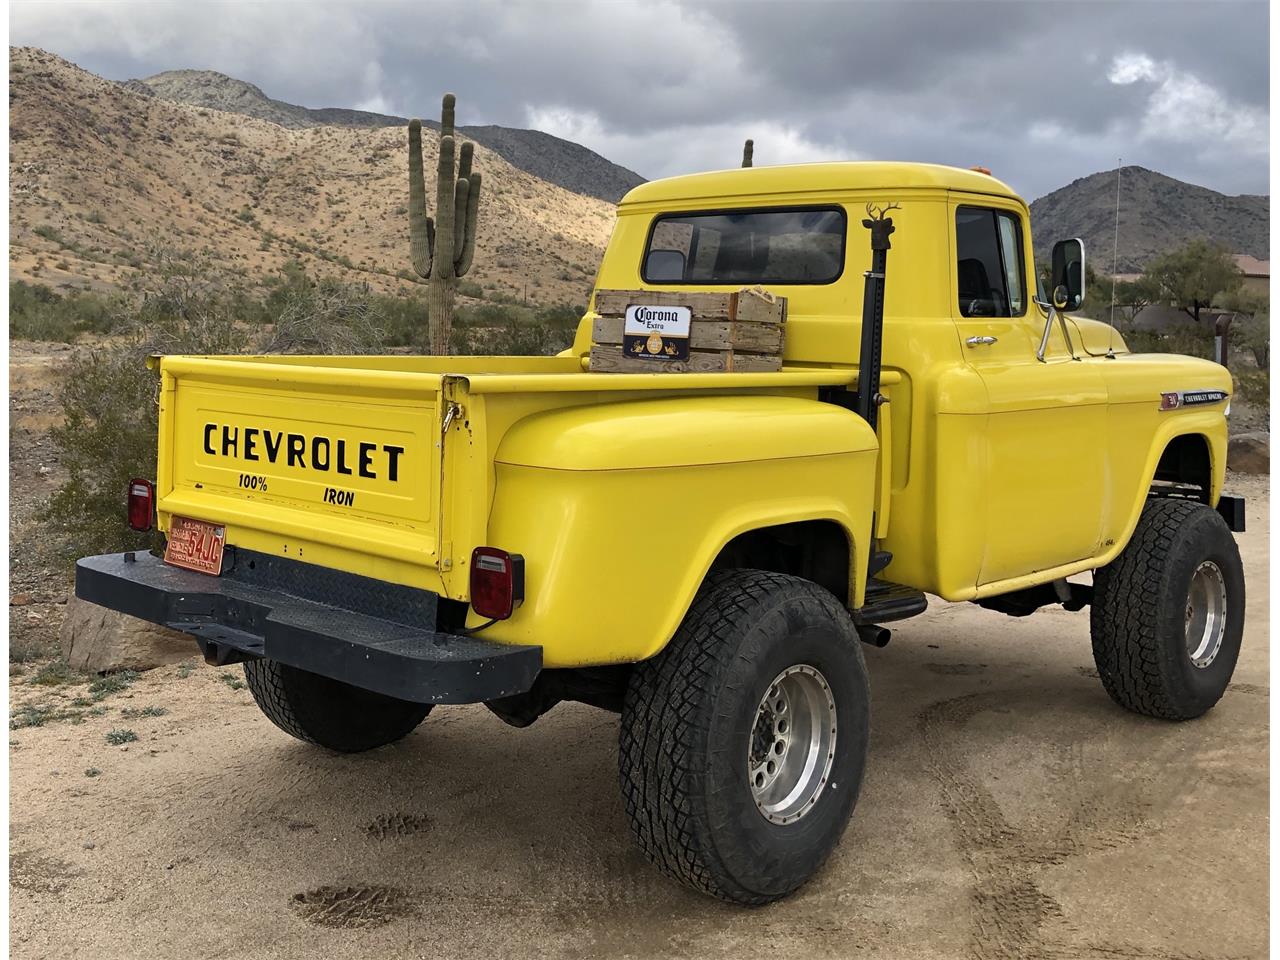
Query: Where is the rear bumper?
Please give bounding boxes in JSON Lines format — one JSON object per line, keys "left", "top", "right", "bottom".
{"left": 1217, "top": 493, "right": 1246, "bottom": 533}
{"left": 74, "top": 550, "right": 541, "bottom": 705}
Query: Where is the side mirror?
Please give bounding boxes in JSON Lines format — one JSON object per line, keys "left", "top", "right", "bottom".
{"left": 1050, "top": 238, "right": 1085, "bottom": 311}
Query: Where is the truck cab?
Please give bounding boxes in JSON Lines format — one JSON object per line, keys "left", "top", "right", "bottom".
{"left": 76, "top": 160, "right": 1245, "bottom": 906}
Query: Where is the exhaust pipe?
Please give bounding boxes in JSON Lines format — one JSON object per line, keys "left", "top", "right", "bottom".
{"left": 857, "top": 624, "right": 891, "bottom": 648}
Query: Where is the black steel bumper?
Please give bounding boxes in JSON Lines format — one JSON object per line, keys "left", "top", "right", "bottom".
{"left": 1217, "top": 494, "right": 1246, "bottom": 533}
{"left": 74, "top": 550, "right": 541, "bottom": 705}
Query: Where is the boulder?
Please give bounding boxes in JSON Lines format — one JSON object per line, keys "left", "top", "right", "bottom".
{"left": 60, "top": 596, "right": 193, "bottom": 673}
{"left": 1227, "top": 432, "right": 1269, "bottom": 474}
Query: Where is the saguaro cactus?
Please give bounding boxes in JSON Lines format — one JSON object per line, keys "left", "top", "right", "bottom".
{"left": 408, "top": 93, "right": 481, "bottom": 354}
{"left": 742, "top": 138, "right": 754, "bottom": 168}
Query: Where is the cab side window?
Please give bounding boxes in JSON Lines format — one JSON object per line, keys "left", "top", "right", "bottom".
{"left": 956, "top": 207, "right": 1025, "bottom": 317}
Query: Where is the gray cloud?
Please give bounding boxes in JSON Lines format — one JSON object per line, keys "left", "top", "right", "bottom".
{"left": 9, "top": 0, "right": 1269, "bottom": 198}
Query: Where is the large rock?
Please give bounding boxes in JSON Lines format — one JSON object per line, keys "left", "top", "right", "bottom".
{"left": 60, "top": 596, "right": 193, "bottom": 673}
{"left": 1228, "top": 432, "right": 1269, "bottom": 474}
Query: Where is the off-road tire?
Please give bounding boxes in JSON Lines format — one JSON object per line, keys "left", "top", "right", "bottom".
{"left": 619, "top": 569, "right": 870, "bottom": 905}
{"left": 1091, "top": 498, "right": 1245, "bottom": 720}
{"left": 243, "top": 659, "right": 431, "bottom": 752}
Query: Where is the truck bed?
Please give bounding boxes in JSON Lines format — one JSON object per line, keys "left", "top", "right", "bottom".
{"left": 154, "top": 353, "right": 875, "bottom": 601}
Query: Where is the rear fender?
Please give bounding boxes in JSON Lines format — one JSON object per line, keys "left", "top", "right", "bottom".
{"left": 476, "top": 396, "right": 879, "bottom": 668}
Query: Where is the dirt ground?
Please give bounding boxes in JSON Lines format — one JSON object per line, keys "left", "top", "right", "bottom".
{"left": 7, "top": 339, "right": 1270, "bottom": 958}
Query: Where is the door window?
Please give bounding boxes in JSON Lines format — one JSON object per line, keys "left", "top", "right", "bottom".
{"left": 956, "top": 207, "right": 1025, "bottom": 317}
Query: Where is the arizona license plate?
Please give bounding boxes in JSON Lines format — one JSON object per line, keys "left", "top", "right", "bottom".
{"left": 164, "top": 516, "right": 226, "bottom": 575}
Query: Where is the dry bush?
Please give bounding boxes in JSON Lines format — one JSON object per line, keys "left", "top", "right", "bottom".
{"left": 44, "top": 246, "right": 385, "bottom": 559}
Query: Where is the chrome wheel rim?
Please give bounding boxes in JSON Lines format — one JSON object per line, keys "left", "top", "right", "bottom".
{"left": 1185, "top": 560, "right": 1227, "bottom": 669}
{"left": 747, "top": 664, "right": 837, "bottom": 825}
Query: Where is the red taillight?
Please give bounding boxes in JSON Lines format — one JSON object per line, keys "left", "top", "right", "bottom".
{"left": 127, "top": 478, "right": 154, "bottom": 532}
{"left": 469, "top": 547, "right": 524, "bottom": 621}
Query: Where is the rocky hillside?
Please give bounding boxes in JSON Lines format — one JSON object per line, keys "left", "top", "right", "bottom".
{"left": 128, "top": 69, "right": 645, "bottom": 203}
{"left": 1030, "top": 166, "right": 1269, "bottom": 273}
{"left": 9, "top": 47, "right": 615, "bottom": 303}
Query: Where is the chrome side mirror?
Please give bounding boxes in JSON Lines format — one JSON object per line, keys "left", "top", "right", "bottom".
{"left": 1034, "top": 238, "right": 1085, "bottom": 362}
{"left": 1050, "top": 238, "right": 1085, "bottom": 311}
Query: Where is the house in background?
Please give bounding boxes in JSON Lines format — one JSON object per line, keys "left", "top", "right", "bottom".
{"left": 1117, "top": 253, "right": 1269, "bottom": 331}
{"left": 1232, "top": 254, "right": 1269, "bottom": 297}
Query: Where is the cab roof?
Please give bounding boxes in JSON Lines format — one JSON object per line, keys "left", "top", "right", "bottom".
{"left": 619, "top": 161, "right": 1020, "bottom": 207}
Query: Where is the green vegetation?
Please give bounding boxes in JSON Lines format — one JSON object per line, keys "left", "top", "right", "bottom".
{"left": 104, "top": 728, "right": 138, "bottom": 745}
{"left": 120, "top": 705, "right": 168, "bottom": 719}
{"left": 218, "top": 672, "right": 246, "bottom": 691}
{"left": 10, "top": 703, "right": 66, "bottom": 729}
{"left": 27, "top": 659, "right": 82, "bottom": 687}
{"left": 87, "top": 670, "right": 140, "bottom": 700}
{"left": 1143, "top": 240, "right": 1242, "bottom": 326}
{"left": 9, "top": 280, "right": 116, "bottom": 341}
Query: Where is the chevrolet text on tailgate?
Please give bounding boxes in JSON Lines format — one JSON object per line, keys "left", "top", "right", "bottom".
{"left": 77, "top": 162, "right": 1246, "bottom": 904}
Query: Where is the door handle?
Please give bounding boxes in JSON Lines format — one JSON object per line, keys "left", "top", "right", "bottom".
{"left": 966, "top": 335, "right": 998, "bottom": 346}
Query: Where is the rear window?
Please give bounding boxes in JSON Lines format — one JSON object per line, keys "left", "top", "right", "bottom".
{"left": 642, "top": 207, "right": 846, "bottom": 285}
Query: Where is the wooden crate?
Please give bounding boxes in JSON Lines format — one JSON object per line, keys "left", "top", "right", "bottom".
{"left": 589, "top": 288, "right": 786, "bottom": 373}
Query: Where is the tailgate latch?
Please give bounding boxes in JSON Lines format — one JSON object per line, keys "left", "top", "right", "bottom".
{"left": 441, "top": 401, "right": 464, "bottom": 437}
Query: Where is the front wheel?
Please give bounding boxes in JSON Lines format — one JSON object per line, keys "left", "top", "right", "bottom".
{"left": 243, "top": 659, "right": 431, "bottom": 752}
{"left": 618, "top": 569, "right": 870, "bottom": 905}
{"left": 1091, "top": 498, "right": 1245, "bottom": 720}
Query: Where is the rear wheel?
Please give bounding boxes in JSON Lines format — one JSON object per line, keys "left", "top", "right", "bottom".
{"left": 1091, "top": 498, "right": 1245, "bottom": 720}
{"left": 619, "top": 569, "right": 870, "bottom": 904}
{"left": 243, "top": 659, "right": 431, "bottom": 752}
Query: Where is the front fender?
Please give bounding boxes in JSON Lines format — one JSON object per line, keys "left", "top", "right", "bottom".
{"left": 476, "top": 396, "right": 879, "bottom": 667}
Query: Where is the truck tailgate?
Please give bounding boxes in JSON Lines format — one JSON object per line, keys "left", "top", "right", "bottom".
{"left": 157, "top": 357, "right": 447, "bottom": 577}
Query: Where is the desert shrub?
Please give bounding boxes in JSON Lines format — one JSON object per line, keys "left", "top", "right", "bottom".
{"left": 1233, "top": 309, "right": 1269, "bottom": 372}
{"left": 1234, "top": 371, "right": 1269, "bottom": 407}
{"left": 1122, "top": 324, "right": 1215, "bottom": 361}
{"left": 9, "top": 280, "right": 118, "bottom": 341}
{"left": 450, "top": 318, "right": 575, "bottom": 356}
{"left": 43, "top": 246, "right": 388, "bottom": 560}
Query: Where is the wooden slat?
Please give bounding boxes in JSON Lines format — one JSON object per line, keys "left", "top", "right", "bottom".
{"left": 593, "top": 289, "right": 733, "bottom": 319}
{"left": 592, "top": 316, "right": 782, "bottom": 352}
{"left": 733, "top": 291, "right": 786, "bottom": 325}
{"left": 593, "top": 288, "right": 786, "bottom": 325}
{"left": 589, "top": 345, "right": 782, "bottom": 374}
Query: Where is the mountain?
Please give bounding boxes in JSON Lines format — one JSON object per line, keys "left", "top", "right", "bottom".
{"left": 127, "top": 69, "right": 645, "bottom": 203}
{"left": 9, "top": 47, "right": 615, "bottom": 303}
{"left": 1030, "top": 166, "right": 1269, "bottom": 273}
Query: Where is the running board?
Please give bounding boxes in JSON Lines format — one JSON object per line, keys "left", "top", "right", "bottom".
{"left": 852, "top": 578, "right": 928, "bottom": 625}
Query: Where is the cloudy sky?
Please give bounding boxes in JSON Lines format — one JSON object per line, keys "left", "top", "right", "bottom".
{"left": 9, "top": 0, "right": 1270, "bottom": 200}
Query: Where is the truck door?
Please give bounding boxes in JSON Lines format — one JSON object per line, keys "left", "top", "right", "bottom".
{"left": 949, "top": 199, "right": 1107, "bottom": 586}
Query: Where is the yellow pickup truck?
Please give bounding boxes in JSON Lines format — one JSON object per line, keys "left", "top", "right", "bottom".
{"left": 77, "top": 161, "right": 1245, "bottom": 905}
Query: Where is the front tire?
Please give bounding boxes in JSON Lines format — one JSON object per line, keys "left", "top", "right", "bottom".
{"left": 243, "top": 659, "right": 431, "bottom": 752}
{"left": 1091, "top": 498, "right": 1245, "bottom": 720}
{"left": 619, "top": 569, "right": 870, "bottom": 905}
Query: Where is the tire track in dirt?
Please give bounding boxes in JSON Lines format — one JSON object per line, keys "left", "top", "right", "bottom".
{"left": 289, "top": 884, "right": 411, "bottom": 928}
{"left": 916, "top": 692, "right": 1225, "bottom": 960}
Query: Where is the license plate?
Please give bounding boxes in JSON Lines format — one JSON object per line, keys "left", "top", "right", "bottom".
{"left": 164, "top": 516, "right": 226, "bottom": 575}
